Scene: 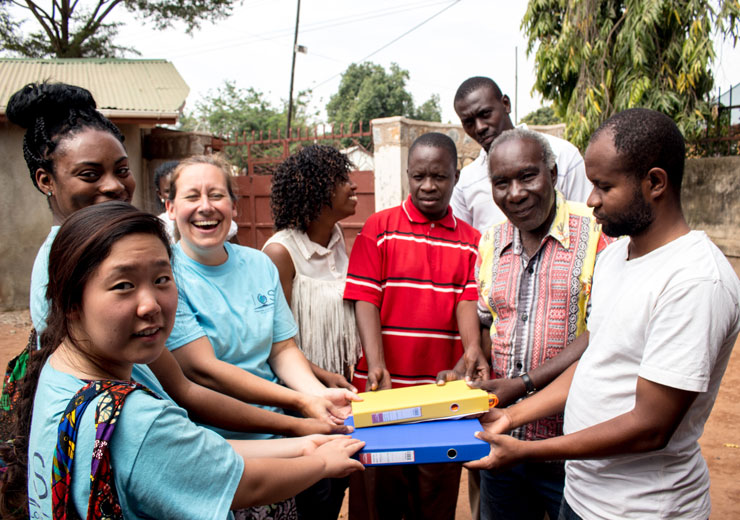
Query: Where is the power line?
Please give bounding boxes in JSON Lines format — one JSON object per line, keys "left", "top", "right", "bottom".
{"left": 163, "top": 0, "right": 451, "bottom": 59}
{"left": 311, "top": 0, "right": 463, "bottom": 90}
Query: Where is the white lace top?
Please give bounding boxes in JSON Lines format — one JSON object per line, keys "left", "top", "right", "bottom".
{"left": 263, "top": 224, "right": 360, "bottom": 376}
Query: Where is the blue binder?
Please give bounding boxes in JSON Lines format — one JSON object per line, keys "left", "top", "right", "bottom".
{"left": 346, "top": 416, "right": 489, "bottom": 466}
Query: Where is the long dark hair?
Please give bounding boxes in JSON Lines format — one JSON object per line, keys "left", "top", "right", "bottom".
{"left": 6, "top": 82, "right": 125, "bottom": 192}
{"left": 0, "top": 201, "right": 171, "bottom": 518}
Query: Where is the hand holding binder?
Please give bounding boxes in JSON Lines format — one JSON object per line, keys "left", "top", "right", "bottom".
{"left": 351, "top": 380, "right": 497, "bottom": 428}
{"left": 346, "top": 416, "right": 490, "bottom": 466}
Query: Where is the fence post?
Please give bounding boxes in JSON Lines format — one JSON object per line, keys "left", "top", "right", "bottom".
{"left": 370, "top": 116, "right": 409, "bottom": 212}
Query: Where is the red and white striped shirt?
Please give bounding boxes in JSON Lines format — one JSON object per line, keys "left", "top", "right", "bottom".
{"left": 344, "top": 196, "right": 481, "bottom": 391}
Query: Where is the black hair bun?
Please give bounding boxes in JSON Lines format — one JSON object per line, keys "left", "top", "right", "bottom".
{"left": 6, "top": 82, "right": 97, "bottom": 129}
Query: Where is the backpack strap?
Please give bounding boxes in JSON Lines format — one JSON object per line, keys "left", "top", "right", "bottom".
{"left": 51, "top": 379, "right": 158, "bottom": 520}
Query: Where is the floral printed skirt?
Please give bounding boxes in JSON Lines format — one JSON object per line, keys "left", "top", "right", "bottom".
{"left": 233, "top": 497, "right": 298, "bottom": 520}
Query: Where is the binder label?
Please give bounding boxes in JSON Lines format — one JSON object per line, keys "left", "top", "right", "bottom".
{"left": 371, "top": 407, "right": 422, "bottom": 424}
{"left": 360, "top": 450, "right": 415, "bottom": 465}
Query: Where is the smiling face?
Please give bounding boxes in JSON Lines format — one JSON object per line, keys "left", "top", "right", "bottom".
{"left": 167, "top": 162, "right": 236, "bottom": 265}
{"left": 328, "top": 177, "right": 358, "bottom": 221}
{"left": 72, "top": 233, "right": 177, "bottom": 378}
{"left": 454, "top": 86, "right": 514, "bottom": 151}
{"left": 407, "top": 145, "right": 459, "bottom": 221}
{"left": 36, "top": 129, "right": 134, "bottom": 224}
{"left": 585, "top": 131, "right": 655, "bottom": 238}
{"left": 489, "top": 137, "right": 557, "bottom": 236}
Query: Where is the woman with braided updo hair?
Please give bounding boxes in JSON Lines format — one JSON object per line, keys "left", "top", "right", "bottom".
{"left": 6, "top": 82, "right": 134, "bottom": 335}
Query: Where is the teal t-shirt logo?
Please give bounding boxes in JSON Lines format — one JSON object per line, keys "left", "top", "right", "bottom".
{"left": 254, "top": 290, "right": 276, "bottom": 311}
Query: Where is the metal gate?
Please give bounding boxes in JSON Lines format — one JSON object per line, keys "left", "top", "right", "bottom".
{"left": 221, "top": 123, "right": 375, "bottom": 251}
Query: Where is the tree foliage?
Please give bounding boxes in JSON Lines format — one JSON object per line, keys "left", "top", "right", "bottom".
{"left": 411, "top": 93, "right": 443, "bottom": 122}
{"left": 520, "top": 105, "right": 562, "bottom": 126}
{"left": 326, "top": 62, "right": 442, "bottom": 129}
{"left": 0, "top": 0, "right": 240, "bottom": 58}
{"left": 178, "top": 80, "right": 314, "bottom": 169}
{"left": 522, "top": 0, "right": 740, "bottom": 149}
{"left": 179, "top": 80, "right": 313, "bottom": 138}
{"left": 180, "top": 80, "right": 310, "bottom": 136}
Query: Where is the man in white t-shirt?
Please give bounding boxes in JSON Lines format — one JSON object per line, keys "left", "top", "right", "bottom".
{"left": 451, "top": 76, "right": 591, "bottom": 232}
{"left": 466, "top": 108, "right": 740, "bottom": 520}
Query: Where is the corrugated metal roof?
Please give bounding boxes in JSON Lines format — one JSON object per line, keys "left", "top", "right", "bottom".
{"left": 0, "top": 58, "right": 189, "bottom": 118}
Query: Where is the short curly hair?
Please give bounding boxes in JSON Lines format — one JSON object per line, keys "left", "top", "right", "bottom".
{"left": 271, "top": 145, "right": 354, "bottom": 232}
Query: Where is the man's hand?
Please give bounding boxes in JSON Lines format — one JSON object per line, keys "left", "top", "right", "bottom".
{"left": 367, "top": 366, "right": 392, "bottom": 391}
{"left": 478, "top": 407, "right": 514, "bottom": 435}
{"left": 464, "top": 431, "right": 525, "bottom": 471}
{"left": 436, "top": 368, "right": 463, "bottom": 385}
{"left": 463, "top": 345, "right": 490, "bottom": 382}
{"left": 469, "top": 377, "right": 526, "bottom": 408}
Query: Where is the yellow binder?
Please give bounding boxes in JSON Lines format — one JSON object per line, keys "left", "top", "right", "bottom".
{"left": 351, "top": 380, "right": 494, "bottom": 428}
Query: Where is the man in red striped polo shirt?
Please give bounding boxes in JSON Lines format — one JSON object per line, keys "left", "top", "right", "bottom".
{"left": 345, "top": 132, "right": 487, "bottom": 520}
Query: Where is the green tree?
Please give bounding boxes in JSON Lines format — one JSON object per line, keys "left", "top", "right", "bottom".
{"left": 522, "top": 0, "right": 740, "bottom": 149}
{"left": 0, "top": 0, "right": 240, "bottom": 58}
{"left": 326, "top": 62, "right": 442, "bottom": 129}
{"left": 520, "top": 105, "right": 562, "bottom": 126}
{"left": 179, "top": 81, "right": 312, "bottom": 137}
{"left": 179, "top": 80, "right": 314, "bottom": 168}
{"left": 410, "top": 93, "right": 443, "bottom": 122}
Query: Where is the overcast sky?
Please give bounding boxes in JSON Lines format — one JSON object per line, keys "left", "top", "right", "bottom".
{"left": 15, "top": 0, "right": 740, "bottom": 125}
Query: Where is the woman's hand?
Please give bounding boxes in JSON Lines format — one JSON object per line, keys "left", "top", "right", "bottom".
{"left": 318, "top": 370, "right": 357, "bottom": 392}
{"left": 290, "top": 417, "right": 354, "bottom": 436}
{"left": 298, "top": 434, "right": 344, "bottom": 455}
{"left": 463, "top": 431, "right": 525, "bottom": 471}
{"left": 317, "top": 387, "right": 361, "bottom": 419}
{"left": 314, "top": 436, "right": 366, "bottom": 478}
{"left": 310, "top": 362, "right": 358, "bottom": 392}
{"left": 300, "top": 389, "right": 360, "bottom": 425}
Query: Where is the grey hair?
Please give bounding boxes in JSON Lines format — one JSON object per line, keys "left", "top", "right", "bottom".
{"left": 487, "top": 128, "right": 556, "bottom": 173}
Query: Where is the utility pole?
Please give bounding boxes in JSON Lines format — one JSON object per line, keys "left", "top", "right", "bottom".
{"left": 514, "top": 46, "right": 518, "bottom": 124}
{"left": 286, "top": 0, "right": 302, "bottom": 138}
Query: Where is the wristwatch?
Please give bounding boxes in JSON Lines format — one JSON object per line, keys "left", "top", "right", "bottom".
{"left": 521, "top": 373, "right": 537, "bottom": 396}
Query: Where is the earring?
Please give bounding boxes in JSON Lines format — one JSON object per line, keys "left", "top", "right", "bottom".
{"left": 46, "top": 191, "right": 53, "bottom": 198}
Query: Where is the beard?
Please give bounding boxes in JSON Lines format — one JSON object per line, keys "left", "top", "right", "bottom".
{"left": 599, "top": 188, "right": 655, "bottom": 238}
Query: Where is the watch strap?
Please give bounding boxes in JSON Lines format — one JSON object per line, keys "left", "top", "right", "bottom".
{"left": 521, "top": 373, "right": 536, "bottom": 395}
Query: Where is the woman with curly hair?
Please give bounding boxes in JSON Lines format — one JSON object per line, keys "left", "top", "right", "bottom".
{"left": 263, "top": 145, "right": 362, "bottom": 520}
{"left": 263, "top": 145, "right": 362, "bottom": 392}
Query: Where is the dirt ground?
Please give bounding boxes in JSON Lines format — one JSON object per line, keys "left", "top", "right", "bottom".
{"left": 1, "top": 310, "right": 738, "bottom": 519}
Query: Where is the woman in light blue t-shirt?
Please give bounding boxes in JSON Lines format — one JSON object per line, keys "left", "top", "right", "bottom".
{"left": 164, "top": 155, "right": 359, "bottom": 441}
{"left": 0, "top": 202, "right": 364, "bottom": 519}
